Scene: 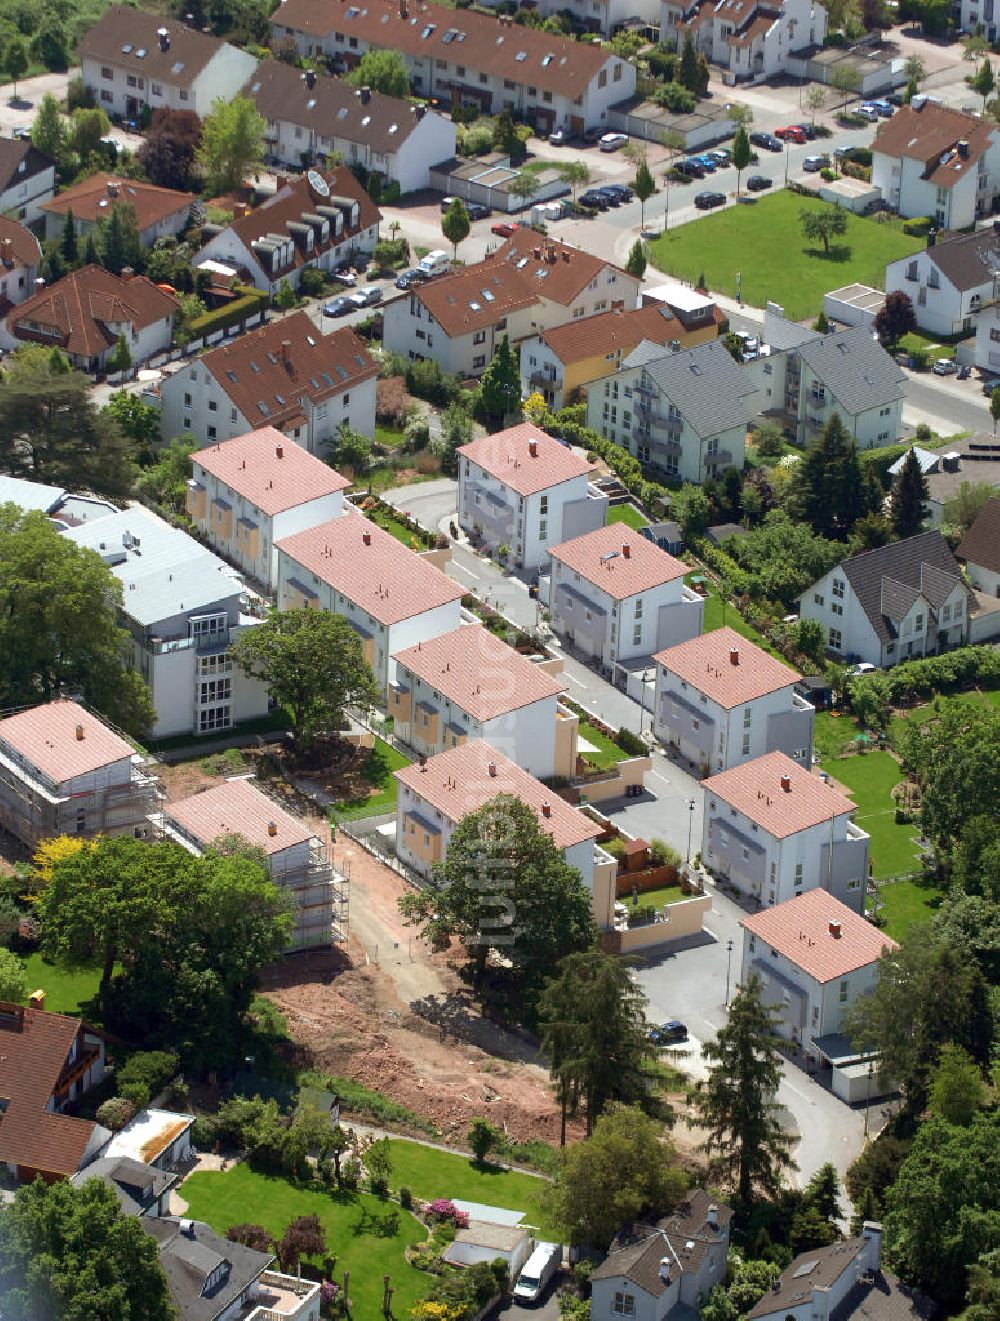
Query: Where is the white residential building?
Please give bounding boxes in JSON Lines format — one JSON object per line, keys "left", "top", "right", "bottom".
{"left": 246, "top": 61, "right": 456, "bottom": 192}
{"left": 275, "top": 513, "right": 464, "bottom": 695}
{"left": 62, "top": 507, "right": 270, "bottom": 739}
{"left": 960, "top": 0, "right": 1000, "bottom": 41}
{"left": 187, "top": 425, "right": 350, "bottom": 592}
{"left": 78, "top": 6, "right": 258, "bottom": 120}
{"left": 536, "top": 0, "right": 661, "bottom": 36}
{"left": 588, "top": 338, "right": 754, "bottom": 484}
{"left": 271, "top": 0, "right": 636, "bottom": 136}
{"left": 0, "top": 139, "right": 55, "bottom": 226}
{"left": 702, "top": 751, "right": 870, "bottom": 911}
{"left": 661, "top": 0, "right": 826, "bottom": 82}
{"left": 958, "top": 496, "right": 1000, "bottom": 598}
{"left": 41, "top": 174, "right": 194, "bottom": 250}
{"left": 457, "top": 422, "right": 607, "bottom": 570}
{"left": 546, "top": 523, "right": 703, "bottom": 671}
{"left": 653, "top": 626, "right": 814, "bottom": 776}
{"left": 799, "top": 530, "right": 971, "bottom": 667}
{"left": 0, "top": 217, "right": 40, "bottom": 311}
{"left": 159, "top": 312, "right": 377, "bottom": 451}
{"left": 389, "top": 623, "right": 576, "bottom": 778}
{"left": 871, "top": 102, "right": 1000, "bottom": 230}
{"left": 886, "top": 225, "right": 1000, "bottom": 340}
{"left": 0, "top": 699, "right": 160, "bottom": 848}
{"left": 157, "top": 778, "right": 345, "bottom": 948}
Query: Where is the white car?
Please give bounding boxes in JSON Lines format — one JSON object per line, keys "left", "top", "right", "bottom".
{"left": 932, "top": 357, "right": 957, "bottom": 375}
{"left": 599, "top": 132, "right": 628, "bottom": 152}
{"left": 857, "top": 103, "right": 880, "bottom": 122}
{"left": 848, "top": 662, "right": 877, "bottom": 676}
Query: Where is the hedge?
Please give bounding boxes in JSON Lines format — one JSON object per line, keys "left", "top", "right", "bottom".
{"left": 849, "top": 645, "right": 1000, "bottom": 711}
{"left": 188, "top": 289, "right": 270, "bottom": 338}
{"left": 859, "top": 441, "right": 911, "bottom": 485}
{"left": 902, "top": 216, "right": 933, "bottom": 237}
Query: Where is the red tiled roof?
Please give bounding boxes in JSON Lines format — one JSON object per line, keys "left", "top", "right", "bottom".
{"left": 393, "top": 623, "right": 564, "bottom": 721}
{"left": 7, "top": 265, "right": 177, "bottom": 359}
{"left": 413, "top": 257, "right": 538, "bottom": 338}
{"left": 654, "top": 626, "right": 801, "bottom": 710}
{"left": 395, "top": 739, "right": 600, "bottom": 849}
{"left": 459, "top": 423, "right": 592, "bottom": 498}
{"left": 163, "top": 778, "right": 313, "bottom": 857}
{"left": 496, "top": 228, "right": 634, "bottom": 307}
{"left": 539, "top": 304, "right": 686, "bottom": 365}
{"left": 192, "top": 425, "right": 349, "bottom": 517}
{"left": 703, "top": 751, "right": 856, "bottom": 839}
{"left": 741, "top": 889, "right": 898, "bottom": 983}
{"left": 548, "top": 523, "right": 687, "bottom": 601}
{"left": 42, "top": 174, "right": 194, "bottom": 231}
{"left": 0, "top": 216, "right": 40, "bottom": 272}
{"left": 0, "top": 699, "right": 135, "bottom": 785}
{"left": 276, "top": 512, "right": 463, "bottom": 625}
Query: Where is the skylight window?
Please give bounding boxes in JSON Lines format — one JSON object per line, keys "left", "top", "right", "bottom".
{"left": 267, "top": 351, "right": 278, "bottom": 364}
{"left": 536, "top": 268, "right": 548, "bottom": 279}
{"left": 515, "top": 50, "right": 527, "bottom": 61}
{"left": 258, "top": 400, "right": 270, "bottom": 415}
{"left": 310, "top": 376, "right": 320, "bottom": 389}
{"left": 308, "top": 97, "right": 316, "bottom": 108}
{"left": 275, "top": 393, "right": 287, "bottom": 405}
{"left": 226, "top": 369, "right": 238, "bottom": 382}
{"left": 482, "top": 288, "right": 494, "bottom": 302}
{"left": 171, "top": 61, "right": 185, "bottom": 74}
{"left": 443, "top": 28, "right": 456, "bottom": 42}
{"left": 362, "top": 115, "right": 371, "bottom": 126}
{"left": 121, "top": 43, "right": 133, "bottom": 53}
{"left": 469, "top": 300, "right": 481, "bottom": 310}
{"left": 421, "top": 23, "right": 436, "bottom": 36}
{"left": 321, "top": 371, "right": 333, "bottom": 385}
{"left": 335, "top": 365, "right": 348, "bottom": 380}
{"left": 388, "top": 123, "right": 398, "bottom": 133}
{"left": 337, "top": 107, "right": 348, "bottom": 119}
{"left": 306, "top": 334, "right": 316, "bottom": 345}
{"left": 353, "top": 354, "right": 366, "bottom": 368}
{"left": 516, "top": 257, "right": 529, "bottom": 268}
{"left": 542, "top": 53, "right": 554, "bottom": 65}
{"left": 135, "top": 47, "right": 147, "bottom": 57}
{"left": 250, "top": 360, "right": 261, "bottom": 373}
{"left": 251, "top": 80, "right": 261, "bottom": 92}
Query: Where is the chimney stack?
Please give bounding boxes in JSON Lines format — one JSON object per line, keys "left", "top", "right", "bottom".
{"left": 400, "top": 0, "right": 408, "bottom": 17}
{"left": 280, "top": 338, "right": 292, "bottom": 367}
{"left": 304, "top": 68, "right": 317, "bottom": 89}
{"left": 28, "top": 988, "right": 45, "bottom": 1009}
{"left": 488, "top": 761, "right": 497, "bottom": 777}
{"left": 362, "top": 530, "right": 372, "bottom": 545}
{"left": 75, "top": 723, "right": 85, "bottom": 741}
{"left": 267, "top": 821, "right": 278, "bottom": 838}
{"left": 729, "top": 647, "right": 739, "bottom": 666}
{"left": 707, "top": 1205, "right": 718, "bottom": 1228}
{"left": 780, "top": 774, "right": 791, "bottom": 793}
{"left": 275, "top": 444, "right": 283, "bottom": 459}
{"left": 361, "top": 85, "right": 372, "bottom": 103}
{"left": 120, "top": 265, "right": 134, "bottom": 280}
{"left": 622, "top": 542, "right": 630, "bottom": 559}
{"left": 958, "top": 138, "right": 970, "bottom": 159}
{"left": 829, "top": 920, "right": 842, "bottom": 938}
{"left": 528, "top": 438, "right": 538, "bottom": 457}
{"left": 541, "top": 801, "right": 551, "bottom": 817}
{"left": 157, "top": 25, "right": 170, "bottom": 50}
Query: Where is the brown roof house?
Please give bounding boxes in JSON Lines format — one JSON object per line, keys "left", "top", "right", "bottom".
{"left": 0, "top": 215, "right": 41, "bottom": 314}
{"left": 159, "top": 311, "right": 377, "bottom": 453}
{"left": 957, "top": 494, "right": 1000, "bottom": 642}
{"left": 590, "top": 1190, "right": 732, "bottom": 1321}
{"left": 885, "top": 224, "right": 1000, "bottom": 340}
{"left": 194, "top": 166, "right": 380, "bottom": 295}
{"left": 244, "top": 60, "right": 456, "bottom": 193}
{"left": 0, "top": 138, "right": 56, "bottom": 225}
{"left": 2, "top": 264, "right": 178, "bottom": 374}
{"left": 41, "top": 174, "right": 195, "bottom": 248}
{"left": 872, "top": 101, "right": 1000, "bottom": 230}
{"left": 0, "top": 1001, "right": 109, "bottom": 1183}
{"left": 78, "top": 6, "right": 258, "bottom": 120}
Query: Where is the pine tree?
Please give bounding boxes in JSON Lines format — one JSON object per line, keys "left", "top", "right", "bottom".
{"left": 804, "top": 1161, "right": 844, "bottom": 1225}
{"left": 889, "top": 447, "right": 929, "bottom": 538}
{"left": 60, "top": 209, "right": 78, "bottom": 264}
{"left": 478, "top": 333, "right": 520, "bottom": 424}
{"left": 108, "top": 333, "right": 132, "bottom": 381}
{"left": 695, "top": 976, "right": 795, "bottom": 1205}
{"left": 441, "top": 197, "right": 470, "bottom": 259}
{"left": 797, "top": 413, "right": 871, "bottom": 539}
{"left": 680, "top": 34, "right": 700, "bottom": 92}
{"left": 625, "top": 238, "right": 647, "bottom": 279}
{"left": 849, "top": 1184, "right": 881, "bottom": 1234}
{"left": 83, "top": 231, "right": 100, "bottom": 265}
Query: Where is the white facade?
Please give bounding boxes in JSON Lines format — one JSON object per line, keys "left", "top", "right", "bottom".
{"left": 536, "top": 0, "right": 661, "bottom": 36}
{"left": 82, "top": 43, "right": 258, "bottom": 120}
{"left": 872, "top": 136, "right": 1000, "bottom": 230}
{"left": 749, "top": 1230, "right": 884, "bottom": 1321}
{"left": 795, "top": 354, "right": 902, "bottom": 451}
{"left": 885, "top": 245, "right": 992, "bottom": 340}
{"left": 381, "top": 293, "right": 530, "bottom": 379}
{"left": 0, "top": 154, "right": 55, "bottom": 225}
{"left": 195, "top": 213, "right": 379, "bottom": 297}
{"left": 974, "top": 296, "right": 1000, "bottom": 375}
{"left": 960, "top": 0, "right": 1000, "bottom": 41}
{"left": 661, "top": 0, "right": 826, "bottom": 81}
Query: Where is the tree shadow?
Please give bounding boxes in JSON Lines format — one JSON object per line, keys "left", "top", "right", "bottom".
{"left": 353, "top": 1205, "right": 401, "bottom": 1238}
{"left": 803, "top": 244, "right": 852, "bottom": 263}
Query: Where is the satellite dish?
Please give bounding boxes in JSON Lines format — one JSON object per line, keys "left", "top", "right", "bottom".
{"left": 307, "top": 169, "right": 330, "bottom": 198}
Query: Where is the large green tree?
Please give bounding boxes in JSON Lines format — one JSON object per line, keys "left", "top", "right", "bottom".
{"left": 97, "top": 202, "right": 143, "bottom": 276}
{"left": 478, "top": 334, "right": 521, "bottom": 424}
{"left": 795, "top": 413, "right": 875, "bottom": 539}
{"left": 197, "top": 95, "right": 266, "bottom": 195}
{"left": 895, "top": 702, "right": 1000, "bottom": 849}
{"left": 889, "top": 447, "right": 929, "bottom": 538}
{"left": 799, "top": 204, "right": 848, "bottom": 255}
{"left": 0, "top": 1177, "right": 174, "bottom": 1320}
{"left": 441, "top": 197, "right": 471, "bottom": 259}
{"left": 0, "top": 509, "right": 155, "bottom": 736}
{"left": 31, "top": 92, "right": 68, "bottom": 168}
{"left": 695, "top": 977, "right": 795, "bottom": 1205}
{"left": 344, "top": 48, "right": 410, "bottom": 97}
{"left": 231, "top": 607, "right": 379, "bottom": 746}
{"left": 544, "top": 1104, "right": 687, "bottom": 1248}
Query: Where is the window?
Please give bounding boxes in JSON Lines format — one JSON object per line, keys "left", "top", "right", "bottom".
{"left": 179, "top": 89, "right": 188, "bottom": 100}
{"left": 634, "top": 597, "right": 643, "bottom": 619}
{"left": 831, "top": 601, "right": 843, "bottom": 616}
{"left": 76, "top": 808, "right": 87, "bottom": 834}
{"left": 198, "top": 703, "right": 231, "bottom": 733}
{"left": 101, "top": 89, "right": 113, "bottom": 103}
{"left": 839, "top": 979, "right": 849, "bottom": 1003}
{"left": 915, "top": 613, "right": 924, "bottom": 631}
{"left": 473, "top": 354, "right": 486, "bottom": 369}
{"left": 633, "top": 624, "right": 642, "bottom": 645}
{"left": 832, "top": 578, "right": 845, "bottom": 599}
{"left": 742, "top": 733, "right": 751, "bottom": 755}
{"left": 540, "top": 494, "right": 548, "bottom": 515}
{"left": 813, "top": 593, "right": 824, "bottom": 606}
{"left": 539, "top": 519, "right": 547, "bottom": 541}
{"left": 794, "top": 862, "right": 803, "bottom": 888}
{"left": 207, "top": 425, "right": 217, "bottom": 440}
{"left": 743, "top": 707, "right": 752, "bottom": 727}
{"left": 151, "top": 81, "right": 162, "bottom": 96}
{"left": 828, "top": 627, "right": 842, "bottom": 651}
{"left": 473, "top": 330, "right": 486, "bottom": 345}
{"left": 208, "top": 399, "right": 217, "bottom": 412}
{"left": 184, "top": 392, "right": 192, "bottom": 406}
{"left": 101, "top": 65, "right": 113, "bottom": 80}
{"left": 847, "top": 877, "right": 861, "bottom": 890}
{"left": 199, "top": 677, "right": 232, "bottom": 703}
{"left": 613, "top": 1294, "right": 636, "bottom": 1317}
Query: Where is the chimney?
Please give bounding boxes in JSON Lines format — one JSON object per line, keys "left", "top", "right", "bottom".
{"left": 304, "top": 67, "right": 317, "bottom": 89}
{"left": 280, "top": 339, "right": 292, "bottom": 369}
{"left": 267, "top": 821, "right": 278, "bottom": 837}
{"left": 622, "top": 542, "right": 630, "bottom": 559}
{"left": 28, "top": 988, "right": 45, "bottom": 1009}
{"left": 659, "top": 1259, "right": 672, "bottom": 1284}
{"left": 927, "top": 226, "right": 937, "bottom": 248}
{"left": 528, "top": 438, "right": 538, "bottom": 457}
{"left": 157, "top": 25, "right": 170, "bottom": 50}
{"left": 829, "top": 920, "right": 842, "bottom": 938}
{"left": 533, "top": 246, "right": 542, "bottom": 259}
{"left": 275, "top": 444, "right": 283, "bottom": 459}
{"left": 541, "top": 800, "right": 551, "bottom": 817}
{"left": 121, "top": 265, "right": 134, "bottom": 280}
{"left": 488, "top": 761, "right": 497, "bottom": 777}
{"left": 362, "top": 530, "right": 372, "bottom": 545}
{"left": 75, "top": 723, "right": 85, "bottom": 741}
{"left": 958, "top": 138, "right": 970, "bottom": 159}
{"left": 400, "top": 0, "right": 408, "bottom": 16}
{"left": 361, "top": 85, "right": 372, "bottom": 104}
{"left": 180, "top": 1220, "right": 196, "bottom": 1239}
{"left": 562, "top": 249, "right": 570, "bottom": 262}
{"left": 107, "top": 180, "right": 119, "bottom": 198}
{"left": 729, "top": 647, "right": 740, "bottom": 666}
{"left": 780, "top": 774, "right": 792, "bottom": 793}
{"left": 862, "top": 1222, "right": 883, "bottom": 1273}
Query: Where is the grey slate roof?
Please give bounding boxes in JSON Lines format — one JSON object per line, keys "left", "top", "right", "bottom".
{"left": 72, "top": 1155, "right": 176, "bottom": 1217}
{"left": 748, "top": 1240, "right": 934, "bottom": 1321}
{"left": 630, "top": 338, "right": 756, "bottom": 439}
{"left": 592, "top": 1191, "right": 731, "bottom": 1299}
{"left": 762, "top": 313, "right": 822, "bottom": 352}
{"left": 919, "top": 227, "right": 1000, "bottom": 292}
{"left": 144, "top": 1217, "right": 273, "bottom": 1321}
{"left": 796, "top": 327, "right": 906, "bottom": 417}
{"left": 839, "top": 530, "right": 967, "bottom": 645}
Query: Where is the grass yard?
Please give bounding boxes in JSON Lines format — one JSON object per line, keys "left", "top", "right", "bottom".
{"left": 366, "top": 504, "right": 428, "bottom": 549}
{"left": 367, "top": 465, "right": 441, "bottom": 494}
{"left": 383, "top": 1139, "right": 558, "bottom": 1238}
{"left": 888, "top": 688, "right": 1000, "bottom": 746}
{"left": 608, "top": 504, "right": 649, "bottom": 530}
{"left": 579, "top": 720, "right": 628, "bottom": 771}
{"left": 695, "top": 582, "right": 785, "bottom": 659}
{"left": 331, "top": 736, "right": 412, "bottom": 821}
{"left": 375, "top": 424, "right": 407, "bottom": 449}
{"left": 873, "top": 876, "right": 943, "bottom": 941}
{"left": 649, "top": 192, "right": 922, "bottom": 320}
{"left": 22, "top": 954, "right": 102, "bottom": 1017}
{"left": 181, "top": 1164, "right": 430, "bottom": 1317}
{"left": 819, "top": 749, "right": 921, "bottom": 877}
{"left": 629, "top": 882, "right": 687, "bottom": 909}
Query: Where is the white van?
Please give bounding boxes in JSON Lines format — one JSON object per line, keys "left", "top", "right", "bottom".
{"left": 513, "top": 1242, "right": 561, "bottom": 1304}
{"left": 418, "top": 249, "right": 451, "bottom": 278}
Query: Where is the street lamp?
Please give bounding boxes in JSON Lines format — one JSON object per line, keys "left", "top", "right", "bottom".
{"left": 638, "top": 667, "right": 652, "bottom": 737}
{"left": 864, "top": 1059, "right": 875, "bottom": 1138}
{"left": 784, "top": 140, "right": 790, "bottom": 186}
{"left": 725, "top": 938, "right": 734, "bottom": 1008}
{"left": 685, "top": 796, "right": 696, "bottom": 868}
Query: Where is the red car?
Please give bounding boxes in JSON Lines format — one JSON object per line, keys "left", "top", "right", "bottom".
{"left": 775, "top": 125, "right": 806, "bottom": 143}
{"left": 491, "top": 221, "right": 519, "bottom": 237}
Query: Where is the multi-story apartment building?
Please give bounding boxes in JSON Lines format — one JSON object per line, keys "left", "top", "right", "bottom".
{"left": 276, "top": 514, "right": 464, "bottom": 695}
{"left": 390, "top": 623, "right": 576, "bottom": 778}
{"left": 702, "top": 751, "right": 870, "bottom": 911}
{"left": 546, "top": 524, "right": 703, "bottom": 670}
{"left": 661, "top": 0, "right": 826, "bottom": 80}
{"left": 0, "top": 699, "right": 160, "bottom": 847}
{"left": 63, "top": 507, "right": 270, "bottom": 738}
{"left": 653, "top": 626, "right": 814, "bottom": 776}
{"left": 188, "top": 425, "right": 350, "bottom": 592}
{"left": 457, "top": 422, "right": 607, "bottom": 570}
{"left": 0, "top": 139, "right": 55, "bottom": 225}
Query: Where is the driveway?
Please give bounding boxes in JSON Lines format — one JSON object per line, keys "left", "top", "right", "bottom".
{"left": 0, "top": 69, "right": 73, "bottom": 135}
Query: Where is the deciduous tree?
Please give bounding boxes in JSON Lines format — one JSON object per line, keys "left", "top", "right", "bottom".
{"left": 441, "top": 197, "right": 470, "bottom": 259}
{"left": 31, "top": 92, "right": 67, "bottom": 166}
{"left": 895, "top": 702, "right": 1000, "bottom": 848}
{"left": 625, "top": 238, "right": 647, "bottom": 278}
{"left": 971, "top": 57, "right": 996, "bottom": 111}
{"left": 4, "top": 38, "right": 28, "bottom": 100}
{"left": 468, "top": 1117, "right": 501, "bottom": 1165}
{"left": 276, "top": 1215, "right": 326, "bottom": 1272}
{"left": 799, "top": 204, "right": 848, "bottom": 255}
{"left": 345, "top": 48, "right": 410, "bottom": 97}
{"left": 929, "top": 1043, "right": 986, "bottom": 1125}
{"left": 633, "top": 155, "right": 656, "bottom": 229}
{"left": 138, "top": 107, "right": 203, "bottom": 190}
{"left": 197, "top": 95, "right": 266, "bottom": 195}
{"left": 874, "top": 289, "right": 916, "bottom": 349}
{"left": 0, "top": 949, "right": 26, "bottom": 1003}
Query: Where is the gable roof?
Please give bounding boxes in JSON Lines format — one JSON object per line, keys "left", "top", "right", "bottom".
{"left": 957, "top": 495, "right": 1000, "bottom": 573}
{"left": 654, "top": 625, "right": 801, "bottom": 709}
{"left": 540, "top": 303, "right": 693, "bottom": 365}
{"left": 703, "top": 750, "right": 857, "bottom": 839}
{"left": 909, "top": 226, "right": 1000, "bottom": 291}
{"left": 593, "top": 1191, "right": 733, "bottom": 1298}
{"left": 393, "top": 623, "right": 564, "bottom": 721}
{"left": 0, "top": 216, "right": 40, "bottom": 273}
{"left": 245, "top": 59, "right": 430, "bottom": 154}
{"left": 42, "top": 173, "right": 194, "bottom": 232}
{"left": 548, "top": 522, "right": 688, "bottom": 601}
{"left": 796, "top": 327, "right": 906, "bottom": 416}
{"left": 192, "top": 425, "right": 349, "bottom": 516}
{"left": 837, "top": 529, "right": 967, "bottom": 645}
{"left": 459, "top": 423, "right": 592, "bottom": 496}
{"left": 198, "top": 313, "right": 377, "bottom": 431}
{"left": 144, "top": 1217, "right": 273, "bottom": 1321}
{"left": 77, "top": 6, "right": 233, "bottom": 88}
{"left": 7, "top": 265, "right": 178, "bottom": 359}
{"left": 413, "top": 256, "right": 538, "bottom": 338}
{"left": 0, "top": 139, "right": 55, "bottom": 194}
{"left": 496, "top": 227, "right": 633, "bottom": 306}
{"left": 873, "top": 102, "right": 995, "bottom": 188}
{"left": 748, "top": 1241, "right": 868, "bottom": 1320}
{"left": 395, "top": 739, "right": 600, "bottom": 849}
{"left": 276, "top": 512, "right": 463, "bottom": 625}
{"left": 626, "top": 337, "right": 756, "bottom": 437}
{"left": 0, "top": 699, "right": 135, "bottom": 784}
{"left": 742, "top": 889, "right": 898, "bottom": 983}
{"left": 162, "top": 777, "right": 314, "bottom": 858}
{"left": 72, "top": 1155, "right": 177, "bottom": 1216}
{"left": 271, "top": 0, "right": 615, "bottom": 98}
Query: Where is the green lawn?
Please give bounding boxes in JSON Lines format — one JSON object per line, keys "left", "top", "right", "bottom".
{"left": 629, "top": 882, "right": 687, "bottom": 909}
{"left": 384, "top": 1139, "right": 558, "bottom": 1238}
{"left": 873, "top": 877, "right": 943, "bottom": 941}
{"left": 366, "top": 504, "right": 427, "bottom": 548}
{"left": 579, "top": 720, "right": 628, "bottom": 771}
{"left": 375, "top": 424, "right": 407, "bottom": 449}
{"left": 649, "top": 192, "right": 922, "bottom": 320}
{"left": 181, "top": 1165, "right": 430, "bottom": 1317}
{"left": 888, "top": 688, "right": 1000, "bottom": 746}
{"left": 331, "top": 736, "right": 412, "bottom": 821}
{"left": 22, "top": 954, "right": 102, "bottom": 1017}
{"left": 819, "top": 749, "right": 921, "bottom": 877}
{"left": 608, "top": 504, "right": 649, "bottom": 530}
{"left": 367, "top": 465, "right": 440, "bottom": 494}
{"left": 694, "top": 581, "right": 784, "bottom": 658}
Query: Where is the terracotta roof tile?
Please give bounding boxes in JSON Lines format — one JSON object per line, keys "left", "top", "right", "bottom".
{"left": 412, "top": 257, "right": 538, "bottom": 338}
{"left": 192, "top": 425, "right": 349, "bottom": 517}
{"left": 540, "top": 304, "right": 687, "bottom": 365}
{"left": 163, "top": 778, "right": 313, "bottom": 857}
{"left": 742, "top": 890, "right": 898, "bottom": 983}
{"left": 703, "top": 751, "right": 856, "bottom": 839}
{"left": 42, "top": 174, "right": 194, "bottom": 232}
{"left": 276, "top": 512, "right": 463, "bottom": 625}
{"left": 393, "top": 623, "right": 565, "bottom": 721}
{"left": 0, "top": 216, "right": 40, "bottom": 272}
{"left": 0, "top": 699, "right": 135, "bottom": 785}
{"left": 496, "top": 228, "right": 633, "bottom": 306}
{"left": 654, "top": 626, "right": 801, "bottom": 709}
{"left": 873, "top": 103, "right": 994, "bottom": 189}
{"left": 548, "top": 523, "right": 688, "bottom": 601}
{"left": 7, "top": 265, "right": 178, "bottom": 359}
{"left": 459, "top": 423, "right": 593, "bottom": 497}
{"left": 395, "top": 739, "right": 600, "bottom": 849}
{"left": 77, "top": 6, "right": 230, "bottom": 88}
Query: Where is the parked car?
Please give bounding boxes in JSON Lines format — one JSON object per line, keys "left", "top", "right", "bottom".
{"left": 491, "top": 220, "right": 518, "bottom": 237}
{"left": 870, "top": 99, "right": 894, "bottom": 117}
{"left": 331, "top": 269, "right": 357, "bottom": 287}
{"left": 694, "top": 153, "right": 718, "bottom": 172}
{"left": 750, "top": 131, "right": 782, "bottom": 152}
{"left": 708, "top": 147, "right": 732, "bottom": 164}
{"left": 983, "top": 377, "right": 1000, "bottom": 396}
{"left": 353, "top": 285, "right": 382, "bottom": 307}
{"left": 792, "top": 123, "right": 817, "bottom": 139}
{"left": 694, "top": 190, "right": 726, "bottom": 209}
{"left": 678, "top": 158, "right": 706, "bottom": 178}
{"left": 745, "top": 173, "right": 773, "bottom": 191}
{"left": 394, "top": 268, "right": 428, "bottom": 290}
{"left": 466, "top": 200, "right": 489, "bottom": 220}
{"left": 649, "top": 1020, "right": 689, "bottom": 1045}
{"left": 11, "top": 125, "right": 30, "bottom": 140}
{"left": 597, "top": 187, "right": 621, "bottom": 206}
{"left": 933, "top": 357, "right": 958, "bottom": 375}
{"left": 582, "top": 126, "right": 604, "bottom": 144}
{"left": 322, "top": 295, "right": 354, "bottom": 317}
{"left": 802, "top": 154, "right": 830, "bottom": 172}
{"left": 580, "top": 188, "right": 610, "bottom": 209}
{"left": 548, "top": 127, "right": 568, "bottom": 145}
{"left": 599, "top": 131, "right": 629, "bottom": 152}
{"left": 886, "top": 90, "right": 906, "bottom": 106}
{"left": 857, "top": 103, "right": 880, "bottom": 122}
{"left": 603, "top": 183, "right": 634, "bottom": 202}
{"left": 775, "top": 125, "right": 806, "bottom": 142}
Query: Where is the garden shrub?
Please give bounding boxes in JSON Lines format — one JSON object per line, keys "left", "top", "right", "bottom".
{"left": 615, "top": 726, "right": 647, "bottom": 756}
{"left": 96, "top": 1096, "right": 138, "bottom": 1132}
{"left": 117, "top": 1049, "right": 179, "bottom": 1102}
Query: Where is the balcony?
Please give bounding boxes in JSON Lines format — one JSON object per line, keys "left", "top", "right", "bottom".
{"left": 705, "top": 448, "right": 733, "bottom": 468}
{"left": 243, "top": 1272, "right": 321, "bottom": 1321}
{"left": 530, "top": 370, "right": 559, "bottom": 389}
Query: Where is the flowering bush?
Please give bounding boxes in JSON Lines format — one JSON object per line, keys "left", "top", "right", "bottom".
{"left": 427, "top": 1199, "right": 470, "bottom": 1229}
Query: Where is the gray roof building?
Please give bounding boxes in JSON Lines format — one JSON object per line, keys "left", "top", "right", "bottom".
{"left": 625, "top": 338, "right": 757, "bottom": 439}
{"left": 144, "top": 1217, "right": 274, "bottom": 1321}
{"left": 72, "top": 1155, "right": 176, "bottom": 1217}
{"left": 796, "top": 327, "right": 907, "bottom": 417}
{"left": 914, "top": 226, "right": 1000, "bottom": 292}
{"left": 840, "top": 530, "right": 969, "bottom": 646}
